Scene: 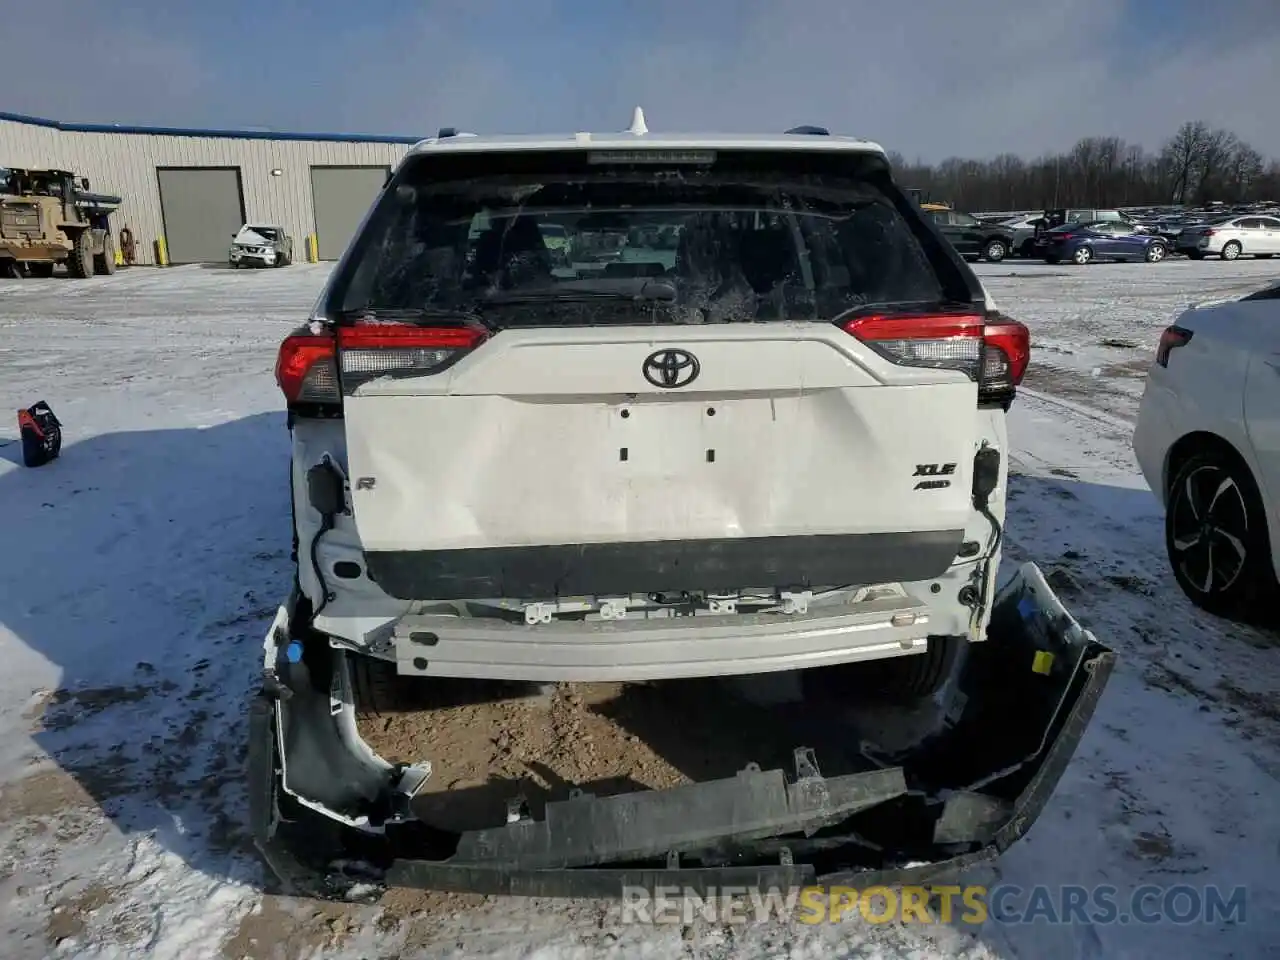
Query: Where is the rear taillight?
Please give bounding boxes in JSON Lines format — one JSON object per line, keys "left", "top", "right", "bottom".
{"left": 981, "top": 319, "right": 1031, "bottom": 397}
{"left": 1155, "top": 325, "right": 1193, "bottom": 367}
{"left": 1202, "top": 229, "right": 1215, "bottom": 237}
{"left": 841, "top": 312, "right": 1030, "bottom": 404}
{"left": 337, "top": 322, "right": 489, "bottom": 390}
{"left": 276, "top": 333, "right": 339, "bottom": 405}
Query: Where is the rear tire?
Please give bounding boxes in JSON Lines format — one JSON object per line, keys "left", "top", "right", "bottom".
{"left": 27, "top": 262, "right": 55, "bottom": 278}
{"left": 67, "top": 230, "right": 94, "bottom": 278}
{"left": 94, "top": 232, "right": 116, "bottom": 275}
{"left": 1072, "top": 245, "right": 1093, "bottom": 265}
{"left": 351, "top": 653, "right": 410, "bottom": 721}
{"left": 851, "top": 635, "right": 966, "bottom": 701}
{"left": 1164, "top": 449, "right": 1276, "bottom": 624}
{"left": 1221, "top": 241, "right": 1242, "bottom": 261}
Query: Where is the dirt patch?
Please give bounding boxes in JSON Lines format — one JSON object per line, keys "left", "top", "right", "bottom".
{"left": 45, "top": 883, "right": 119, "bottom": 948}
{"left": 358, "top": 674, "right": 874, "bottom": 834}
{"left": 1130, "top": 827, "right": 1176, "bottom": 861}
{"left": 0, "top": 767, "right": 99, "bottom": 825}
{"left": 221, "top": 896, "right": 367, "bottom": 960}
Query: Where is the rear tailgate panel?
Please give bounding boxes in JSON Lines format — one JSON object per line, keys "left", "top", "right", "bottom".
{"left": 344, "top": 326, "right": 979, "bottom": 595}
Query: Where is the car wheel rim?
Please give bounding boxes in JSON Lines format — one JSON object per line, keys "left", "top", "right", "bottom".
{"left": 1169, "top": 464, "right": 1249, "bottom": 594}
{"left": 1074, "top": 248, "right": 1090, "bottom": 264}
{"left": 1149, "top": 246, "right": 1165, "bottom": 261}
{"left": 987, "top": 243, "right": 1003, "bottom": 259}
{"left": 1224, "top": 244, "right": 1239, "bottom": 260}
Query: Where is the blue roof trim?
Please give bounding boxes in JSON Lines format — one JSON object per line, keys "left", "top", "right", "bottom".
{"left": 0, "top": 110, "right": 423, "bottom": 145}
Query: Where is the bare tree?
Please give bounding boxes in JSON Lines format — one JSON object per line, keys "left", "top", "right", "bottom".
{"left": 1160, "top": 121, "right": 1211, "bottom": 204}
{"left": 884, "top": 120, "right": 1277, "bottom": 212}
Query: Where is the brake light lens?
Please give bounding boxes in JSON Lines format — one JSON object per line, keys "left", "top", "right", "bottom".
{"left": 337, "top": 322, "right": 489, "bottom": 390}
{"left": 841, "top": 312, "right": 1030, "bottom": 403}
{"left": 981, "top": 319, "right": 1031, "bottom": 395}
{"left": 1202, "top": 229, "right": 1216, "bottom": 237}
{"left": 1155, "top": 325, "right": 1193, "bottom": 367}
{"left": 276, "top": 333, "right": 339, "bottom": 404}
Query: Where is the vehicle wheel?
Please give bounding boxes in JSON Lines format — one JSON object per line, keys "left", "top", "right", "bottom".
{"left": 852, "top": 634, "right": 966, "bottom": 701}
{"left": 1186, "top": 250, "right": 1204, "bottom": 260}
{"left": 94, "top": 232, "right": 117, "bottom": 275}
{"left": 1221, "top": 241, "right": 1242, "bottom": 261}
{"left": 351, "top": 653, "right": 410, "bottom": 720}
{"left": 1072, "top": 246, "right": 1093, "bottom": 265}
{"left": 27, "top": 262, "right": 55, "bottom": 278}
{"left": 983, "top": 239, "right": 1007, "bottom": 262}
{"left": 1145, "top": 243, "right": 1167, "bottom": 263}
{"left": 67, "top": 230, "right": 94, "bottom": 278}
{"left": 1165, "top": 449, "right": 1276, "bottom": 623}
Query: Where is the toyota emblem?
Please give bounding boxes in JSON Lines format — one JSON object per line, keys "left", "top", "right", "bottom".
{"left": 642, "top": 348, "right": 700, "bottom": 388}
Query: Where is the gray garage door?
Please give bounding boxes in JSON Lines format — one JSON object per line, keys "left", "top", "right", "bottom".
{"left": 156, "top": 167, "right": 245, "bottom": 264}
{"left": 310, "top": 166, "right": 389, "bottom": 260}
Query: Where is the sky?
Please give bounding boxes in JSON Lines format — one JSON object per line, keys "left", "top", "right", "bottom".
{"left": 3, "top": 0, "right": 1278, "bottom": 162}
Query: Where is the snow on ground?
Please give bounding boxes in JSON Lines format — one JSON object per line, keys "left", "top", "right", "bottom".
{"left": 979, "top": 258, "right": 1279, "bottom": 421}
{"left": 1, "top": 260, "right": 1278, "bottom": 959}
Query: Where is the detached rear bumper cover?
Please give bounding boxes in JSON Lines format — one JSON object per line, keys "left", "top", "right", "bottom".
{"left": 249, "top": 561, "right": 1114, "bottom": 898}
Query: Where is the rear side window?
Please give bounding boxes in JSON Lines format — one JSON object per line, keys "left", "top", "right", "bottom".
{"left": 330, "top": 149, "right": 954, "bottom": 327}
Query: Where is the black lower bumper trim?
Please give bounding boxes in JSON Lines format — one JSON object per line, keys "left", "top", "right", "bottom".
{"left": 386, "top": 863, "right": 816, "bottom": 898}
{"left": 363, "top": 530, "right": 966, "bottom": 600}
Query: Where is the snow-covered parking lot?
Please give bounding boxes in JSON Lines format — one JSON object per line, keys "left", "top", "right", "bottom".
{"left": 1, "top": 260, "right": 1278, "bottom": 959}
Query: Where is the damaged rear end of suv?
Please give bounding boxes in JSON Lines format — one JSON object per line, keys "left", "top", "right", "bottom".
{"left": 250, "top": 123, "right": 1115, "bottom": 898}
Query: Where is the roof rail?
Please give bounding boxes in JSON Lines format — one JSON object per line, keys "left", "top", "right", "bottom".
{"left": 785, "top": 125, "right": 829, "bottom": 136}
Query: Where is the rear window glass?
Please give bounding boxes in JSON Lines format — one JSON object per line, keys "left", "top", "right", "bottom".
{"left": 331, "top": 149, "right": 948, "bottom": 326}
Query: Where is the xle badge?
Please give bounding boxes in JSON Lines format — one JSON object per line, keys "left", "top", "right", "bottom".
{"left": 913, "top": 462, "right": 956, "bottom": 490}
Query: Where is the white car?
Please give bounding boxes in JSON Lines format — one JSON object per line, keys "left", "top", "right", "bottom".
{"left": 1133, "top": 280, "right": 1280, "bottom": 619}
{"left": 230, "top": 223, "right": 293, "bottom": 268}
{"left": 273, "top": 121, "right": 1030, "bottom": 701}
{"left": 1174, "top": 215, "right": 1280, "bottom": 261}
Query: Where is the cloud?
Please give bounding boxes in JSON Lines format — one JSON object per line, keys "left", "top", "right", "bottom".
{"left": 2, "top": 0, "right": 1277, "bottom": 159}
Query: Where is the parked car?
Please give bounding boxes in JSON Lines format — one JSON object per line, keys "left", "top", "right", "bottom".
{"left": 925, "top": 208, "right": 1016, "bottom": 261}
{"left": 1042, "top": 207, "right": 1133, "bottom": 229}
{"left": 229, "top": 223, "right": 293, "bottom": 268}
{"left": 999, "top": 213, "right": 1047, "bottom": 257}
{"left": 1034, "top": 220, "right": 1169, "bottom": 265}
{"left": 1175, "top": 215, "right": 1280, "bottom": 261}
{"left": 1132, "top": 280, "right": 1280, "bottom": 621}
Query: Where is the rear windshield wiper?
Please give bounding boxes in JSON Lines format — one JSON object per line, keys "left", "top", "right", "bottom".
{"left": 481, "top": 278, "right": 677, "bottom": 305}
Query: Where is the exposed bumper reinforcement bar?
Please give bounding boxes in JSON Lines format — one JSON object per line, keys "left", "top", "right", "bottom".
{"left": 249, "top": 561, "right": 1114, "bottom": 899}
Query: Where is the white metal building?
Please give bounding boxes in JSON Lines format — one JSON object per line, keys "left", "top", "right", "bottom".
{"left": 1, "top": 111, "right": 421, "bottom": 265}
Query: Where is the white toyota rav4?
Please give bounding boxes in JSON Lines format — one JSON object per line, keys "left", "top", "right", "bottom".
{"left": 273, "top": 122, "right": 1030, "bottom": 705}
